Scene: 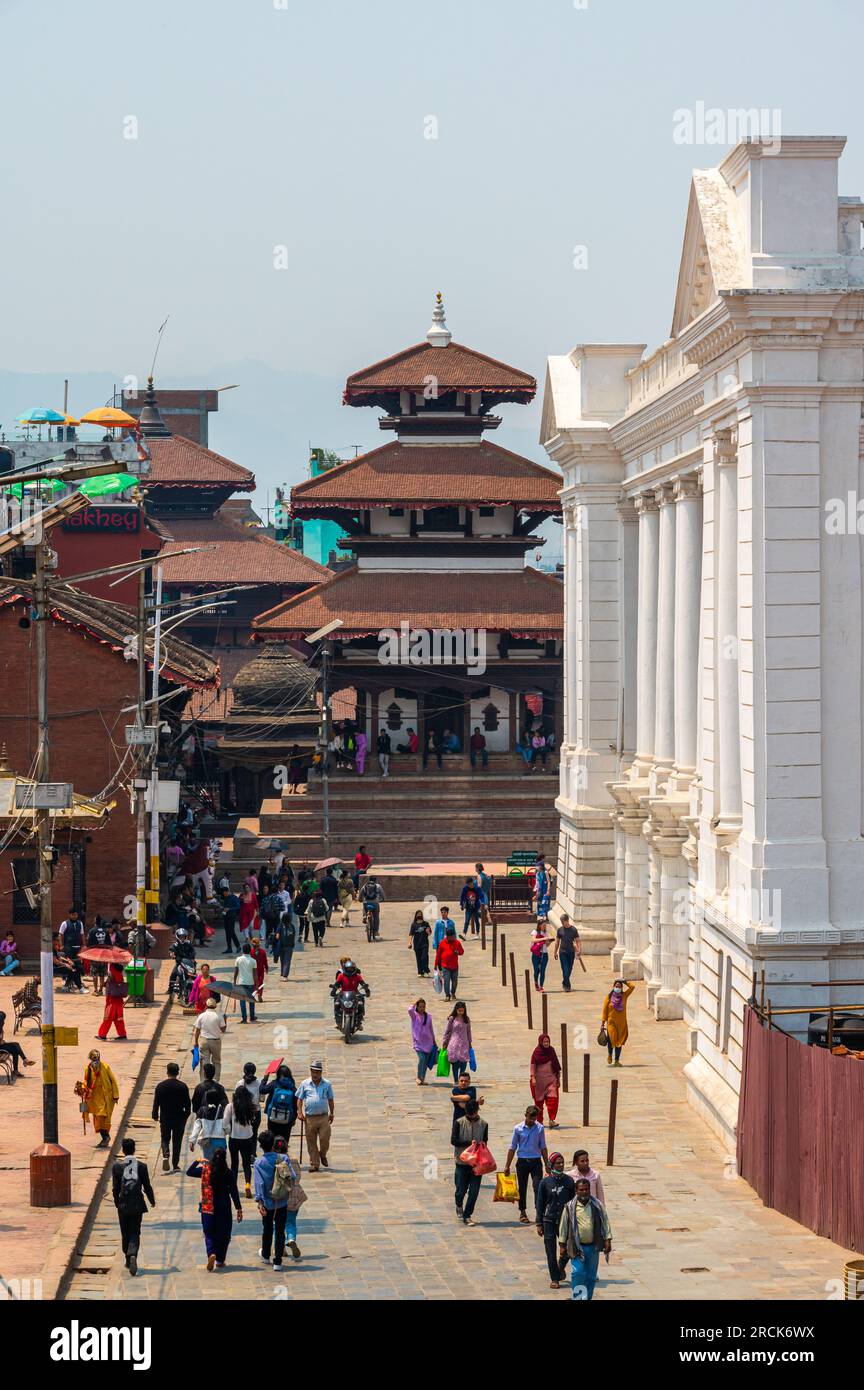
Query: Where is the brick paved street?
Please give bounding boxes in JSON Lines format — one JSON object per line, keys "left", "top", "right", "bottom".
{"left": 65, "top": 903, "right": 852, "bottom": 1302}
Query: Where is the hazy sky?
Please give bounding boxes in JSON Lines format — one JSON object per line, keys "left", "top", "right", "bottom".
{"left": 1, "top": 0, "right": 862, "bottom": 494}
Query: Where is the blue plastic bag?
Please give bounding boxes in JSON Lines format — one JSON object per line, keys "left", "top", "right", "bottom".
{"left": 469, "top": 1047, "right": 477, "bottom": 1072}
{"left": 191, "top": 1044, "right": 200, "bottom": 1071}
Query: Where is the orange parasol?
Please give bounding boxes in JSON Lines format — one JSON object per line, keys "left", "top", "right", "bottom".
{"left": 78, "top": 406, "right": 138, "bottom": 430}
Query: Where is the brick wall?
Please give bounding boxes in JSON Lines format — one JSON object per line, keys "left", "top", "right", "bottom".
{"left": 0, "top": 607, "right": 139, "bottom": 961}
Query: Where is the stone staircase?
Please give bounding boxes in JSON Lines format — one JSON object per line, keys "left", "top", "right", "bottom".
{"left": 255, "top": 768, "right": 561, "bottom": 861}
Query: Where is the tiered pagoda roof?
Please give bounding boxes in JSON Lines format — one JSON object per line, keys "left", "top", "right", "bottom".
{"left": 252, "top": 565, "right": 563, "bottom": 641}
{"left": 290, "top": 439, "right": 561, "bottom": 515}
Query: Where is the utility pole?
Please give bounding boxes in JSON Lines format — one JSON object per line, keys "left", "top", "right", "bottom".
{"left": 320, "top": 639, "right": 331, "bottom": 853}
{"left": 147, "top": 564, "right": 163, "bottom": 922}
{"left": 133, "top": 565, "right": 149, "bottom": 935}
{"left": 30, "top": 526, "right": 71, "bottom": 1204}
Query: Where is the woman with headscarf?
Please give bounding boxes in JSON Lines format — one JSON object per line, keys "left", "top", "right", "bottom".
{"left": 80, "top": 1050, "right": 120, "bottom": 1147}
{"left": 354, "top": 730, "right": 368, "bottom": 776}
{"left": 601, "top": 978, "right": 636, "bottom": 1065}
{"left": 530, "top": 1033, "right": 561, "bottom": 1128}
{"left": 186, "top": 1145, "right": 243, "bottom": 1271}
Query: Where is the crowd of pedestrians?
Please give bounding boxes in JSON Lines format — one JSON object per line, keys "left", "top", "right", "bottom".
{"left": 23, "top": 836, "right": 628, "bottom": 1301}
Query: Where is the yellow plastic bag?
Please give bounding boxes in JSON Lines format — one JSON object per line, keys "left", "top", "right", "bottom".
{"left": 493, "top": 1171, "right": 518, "bottom": 1203}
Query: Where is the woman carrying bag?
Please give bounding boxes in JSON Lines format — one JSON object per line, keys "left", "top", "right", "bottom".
{"left": 408, "top": 999, "right": 437, "bottom": 1085}
{"left": 600, "top": 978, "right": 636, "bottom": 1065}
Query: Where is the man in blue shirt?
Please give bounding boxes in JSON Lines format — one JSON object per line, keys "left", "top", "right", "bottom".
{"left": 296, "top": 1061, "right": 335, "bottom": 1172}
{"left": 503, "top": 1105, "right": 550, "bottom": 1223}
{"left": 432, "top": 907, "right": 453, "bottom": 951}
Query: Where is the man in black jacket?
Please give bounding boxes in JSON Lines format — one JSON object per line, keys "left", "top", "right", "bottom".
{"left": 191, "top": 1062, "right": 228, "bottom": 1116}
{"left": 536, "top": 1151, "right": 576, "bottom": 1288}
{"left": 112, "top": 1137, "right": 155, "bottom": 1277}
{"left": 152, "top": 1062, "right": 192, "bottom": 1172}
{"left": 450, "top": 1101, "right": 488, "bottom": 1227}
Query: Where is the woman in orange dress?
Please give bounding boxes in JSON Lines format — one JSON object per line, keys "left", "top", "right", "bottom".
{"left": 601, "top": 979, "right": 636, "bottom": 1065}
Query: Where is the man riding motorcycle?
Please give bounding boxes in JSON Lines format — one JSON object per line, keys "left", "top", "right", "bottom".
{"left": 330, "top": 959, "right": 371, "bottom": 1032}
{"left": 168, "top": 928, "right": 197, "bottom": 1002}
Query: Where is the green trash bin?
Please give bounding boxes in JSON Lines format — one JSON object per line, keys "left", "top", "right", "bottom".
{"left": 125, "top": 958, "right": 147, "bottom": 1000}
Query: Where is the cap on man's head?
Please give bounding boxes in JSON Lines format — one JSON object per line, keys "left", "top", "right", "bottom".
{"left": 310, "top": 1059, "right": 323, "bottom": 1070}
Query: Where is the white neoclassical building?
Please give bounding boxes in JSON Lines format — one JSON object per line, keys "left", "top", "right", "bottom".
{"left": 541, "top": 136, "right": 864, "bottom": 1145}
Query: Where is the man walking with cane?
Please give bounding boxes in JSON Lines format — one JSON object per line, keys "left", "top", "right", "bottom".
{"left": 296, "top": 1060, "right": 335, "bottom": 1172}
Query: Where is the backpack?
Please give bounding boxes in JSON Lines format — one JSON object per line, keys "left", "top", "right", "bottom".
{"left": 361, "top": 881, "right": 378, "bottom": 903}
{"left": 271, "top": 1157, "right": 294, "bottom": 1201}
{"left": 119, "top": 1156, "right": 142, "bottom": 1204}
{"left": 268, "top": 1084, "right": 295, "bottom": 1123}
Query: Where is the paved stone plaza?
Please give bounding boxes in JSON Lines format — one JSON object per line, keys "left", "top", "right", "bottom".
{"left": 55, "top": 903, "right": 851, "bottom": 1303}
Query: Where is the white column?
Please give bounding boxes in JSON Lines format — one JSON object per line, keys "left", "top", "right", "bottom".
{"left": 673, "top": 476, "right": 703, "bottom": 782}
{"left": 621, "top": 804, "right": 649, "bottom": 977}
{"left": 714, "top": 430, "right": 742, "bottom": 829}
{"left": 619, "top": 500, "right": 639, "bottom": 765}
{"left": 634, "top": 492, "right": 659, "bottom": 773}
{"left": 654, "top": 484, "right": 676, "bottom": 776}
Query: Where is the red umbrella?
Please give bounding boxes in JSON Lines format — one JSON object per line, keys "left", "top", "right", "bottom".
{"left": 78, "top": 946, "right": 132, "bottom": 965}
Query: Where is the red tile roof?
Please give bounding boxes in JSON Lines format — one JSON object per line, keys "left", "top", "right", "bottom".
{"left": 290, "top": 441, "right": 562, "bottom": 513}
{"left": 157, "top": 514, "right": 329, "bottom": 586}
{"left": 344, "top": 340, "right": 536, "bottom": 402}
{"left": 252, "top": 566, "right": 563, "bottom": 639}
{"left": 140, "top": 434, "right": 255, "bottom": 491}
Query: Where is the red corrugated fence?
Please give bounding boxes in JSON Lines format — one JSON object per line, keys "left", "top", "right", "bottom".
{"left": 737, "top": 1005, "right": 864, "bottom": 1252}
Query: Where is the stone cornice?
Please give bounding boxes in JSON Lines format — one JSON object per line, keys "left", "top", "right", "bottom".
{"left": 612, "top": 389, "right": 705, "bottom": 454}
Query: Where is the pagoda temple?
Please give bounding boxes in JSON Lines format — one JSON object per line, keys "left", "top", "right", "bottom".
{"left": 252, "top": 297, "right": 564, "bottom": 769}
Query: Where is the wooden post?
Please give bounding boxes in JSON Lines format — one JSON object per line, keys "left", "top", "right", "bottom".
{"left": 606, "top": 1079, "right": 618, "bottom": 1166}
{"left": 582, "top": 1052, "right": 590, "bottom": 1126}
{"left": 492, "top": 921, "right": 497, "bottom": 968}
{"left": 541, "top": 991, "right": 548, "bottom": 1037}
{"left": 500, "top": 933, "right": 507, "bottom": 986}
{"left": 509, "top": 952, "right": 518, "bottom": 1007}
{"left": 561, "top": 1021, "right": 569, "bottom": 1093}
{"left": 481, "top": 916, "right": 486, "bottom": 951}
{"left": 525, "top": 970, "right": 533, "bottom": 1029}
{"left": 827, "top": 1005, "right": 835, "bottom": 1050}
{"left": 759, "top": 967, "right": 766, "bottom": 1010}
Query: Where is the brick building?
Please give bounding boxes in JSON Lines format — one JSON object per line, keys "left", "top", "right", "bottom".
{"left": 0, "top": 579, "right": 216, "bottom": 961}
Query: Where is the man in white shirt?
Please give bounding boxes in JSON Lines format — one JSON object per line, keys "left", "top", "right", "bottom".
{"left": 233, "top": 943, "right": 258, "bottom": 1024}
{"left": 192, "top": 999, "right": 227, "bottom": 1080}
